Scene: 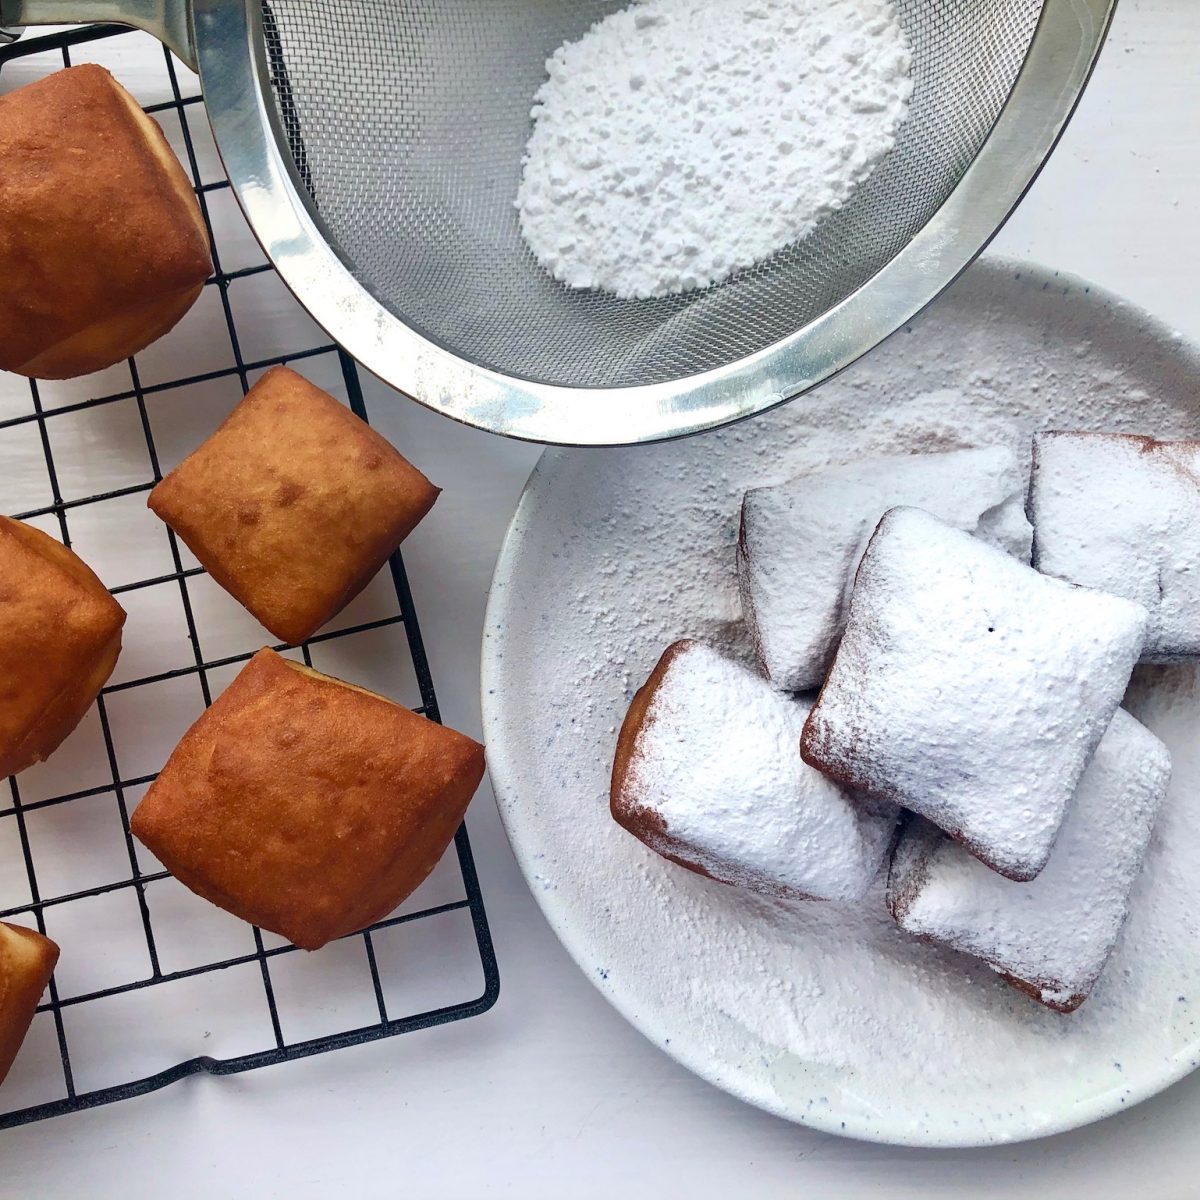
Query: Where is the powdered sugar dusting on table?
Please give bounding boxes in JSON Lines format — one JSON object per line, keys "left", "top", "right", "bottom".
{"left": 516, "top": 0, "right": 912, "bottom": 298}
{"left": 618, "top": 641, "right": 896, "bottom": 901}
{"left": 484, "top": 261, "right": 1200, "bottom": 1145}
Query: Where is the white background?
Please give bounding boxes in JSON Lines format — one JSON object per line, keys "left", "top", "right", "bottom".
{"left": 2, "top": 1, "right": 1199, "bottom": 1195}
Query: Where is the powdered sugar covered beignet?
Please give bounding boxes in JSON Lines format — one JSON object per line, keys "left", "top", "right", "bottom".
{"left": 888, "top": 709, "right": 1170, "bottom": 1012}
{"left": 737, "top": 446, "right": 1031, "bottom": 693}
{"left": 802, "top": 508, "right": 1148, "bottom": 881}
{"left": 611, "top": 640, "right": 897, "bottom": 902}
{"left": 1031, "top": 431, "right": 1200, "bottom": 662}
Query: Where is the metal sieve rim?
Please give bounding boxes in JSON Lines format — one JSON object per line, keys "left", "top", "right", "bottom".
{"left": 193, "top": 0, "right": 1117, "bottom": 447}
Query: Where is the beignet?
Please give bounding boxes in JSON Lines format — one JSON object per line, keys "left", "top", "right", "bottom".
{"left": 1030, "top": 431, "right": 1200, "bottom": 662}
{"left": 888, "top": 710, "right": 1170, "bottom": 1012}
{"left": 738, "top": 446, "right": 1031, "bottom": 692}
{"left": 0, "top": 65, "right": 211, "bottom": 379}
{"left": 0, "top": 922, "right": 59, "bottom": 1087}
{"left": 130, "top": 649, "right": 484, "bottom": 950}
{"left": 612, "top": 640, "right": 898, "bottom": 901}
{"left": 801, "top": 507, "right": 1147, "bottom": 882}
{"left": 0, "top": 517, "right": 126, "bottom": 778}
{"left": 147, "top": 366, "right": 440, "bottom": 645}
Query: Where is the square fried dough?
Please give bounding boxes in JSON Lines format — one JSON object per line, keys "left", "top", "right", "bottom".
{"left": 1031, "top": 431, "right": 1200, "bottom": 661}
{"left": 148, "top": 366, "right": 440, "bottom": 644}
{"left": 0, "top": 517, "right": 126, "bottom": 778}
{"left": 130, "top": 649, "right": 485, "bottom": 950}
{"left": 0, "top": 64, "right": 211, "bottom": 379}
{"left": 612, "top": 640, "right": 897, "bottom": 901}
{"left": 802, "top": 507, "right": 1147, "bottom": 882}
{"left": 0, "top": 922, "right": 59, "bottom": 1086}
{"left": 738, "top": 445, "right": 1031, "bottom": 693}
{"left": 888, "top": 710, "right": 1170, "bottom": 1012}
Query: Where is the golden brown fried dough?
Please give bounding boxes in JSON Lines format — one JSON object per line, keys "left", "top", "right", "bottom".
{"left": 0, "top": 64, "right": 212, "bottom": 379}
{"left": 0, "top": 518, "right": 126, "bottom": 778}
{"left": 147, "top": 367, "right": 440, "bottom": 645}
{"left": 131, "top": 649, "right": 485, "bottom": 950}
{"left": 0, "top": 923, "right": 59, "bottom": 1087}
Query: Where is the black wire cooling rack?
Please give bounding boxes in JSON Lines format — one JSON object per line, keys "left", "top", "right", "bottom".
{"left": 0, "top": 24, "right": 498, "bottom": 1130}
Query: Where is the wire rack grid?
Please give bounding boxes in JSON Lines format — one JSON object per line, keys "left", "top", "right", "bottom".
{"left": 0, "top": 24, "right": 498, "bottom": 1130}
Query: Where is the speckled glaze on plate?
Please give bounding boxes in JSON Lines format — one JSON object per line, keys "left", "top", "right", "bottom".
{"left": 481, "top": 256, "right": 1200, "bottom": 1148}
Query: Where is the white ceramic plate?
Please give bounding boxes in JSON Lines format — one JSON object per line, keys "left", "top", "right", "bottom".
{"left": 481, "top": 256, "right": 1200, "bottom": 1148}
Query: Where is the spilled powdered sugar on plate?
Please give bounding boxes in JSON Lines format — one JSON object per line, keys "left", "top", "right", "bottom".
{"left": 482, "top": 258, "right": 1200, "bottom": 1147}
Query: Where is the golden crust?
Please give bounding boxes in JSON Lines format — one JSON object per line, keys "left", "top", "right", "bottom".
{"left": 0, "top": 518, "right": 126, "bottom": 778}
{"left": 130, "top": 648, "right": 485, "bottom": 950}
{"left": 0, "top": 923, "right": 59, "bottom": 1087}
{"left": 0, "top": 64, "right": 211, "bottom": 379}
{"left": 609, "top": 640, "right": 722, "bottom": 883}
{"left": 148, "top": 366, "right": 440, "bottom": 644}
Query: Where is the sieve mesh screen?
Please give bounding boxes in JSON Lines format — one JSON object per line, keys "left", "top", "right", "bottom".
{"left": 263, "top": 0, "right": 1043, "bottom": 388}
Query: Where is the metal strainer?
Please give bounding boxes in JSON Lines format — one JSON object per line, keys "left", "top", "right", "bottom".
{"left": 3, "top": 0, "right": 1115, "bottom": 444}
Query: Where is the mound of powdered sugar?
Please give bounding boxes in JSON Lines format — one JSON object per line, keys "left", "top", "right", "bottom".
{"left": 516, "top": 0, "right": 913, "bottom": 299}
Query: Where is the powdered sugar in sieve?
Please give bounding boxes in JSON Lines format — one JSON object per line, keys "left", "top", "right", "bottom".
{"left": 516, "top": 0, "right": 913, "bottom": 299}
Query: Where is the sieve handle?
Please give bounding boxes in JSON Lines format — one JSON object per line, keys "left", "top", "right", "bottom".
{"left": 0, "top": 0, "right": 195, "bottom": 68}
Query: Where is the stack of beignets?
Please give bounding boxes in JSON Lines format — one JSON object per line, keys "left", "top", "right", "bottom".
{"left": 612, "top": 435, "right": 1190, "bottom": 1013}
{"left": 801, "top": 507, "right": 1147, "bottom": 882}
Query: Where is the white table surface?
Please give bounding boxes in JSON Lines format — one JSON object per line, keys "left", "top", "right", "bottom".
{"left": 3, "top": 2, "right": 1200, "bottom": 1195}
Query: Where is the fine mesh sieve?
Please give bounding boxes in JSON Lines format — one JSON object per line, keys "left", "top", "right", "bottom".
{"left": 2, "top": 0, "right": 1117, "bottom": 443}
{"left": 262, "top": 0, "right": 1041, "bottom": 389}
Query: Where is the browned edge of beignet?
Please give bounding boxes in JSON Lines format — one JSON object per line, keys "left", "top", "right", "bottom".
{"left": 0, "top": 923, "right": 60, "bottom": 1086}
{"left": 0, "top": 519, "right": 126, "bottom": 777}
{"left": 609, "top": 639, "right": 725, "bottom": 884}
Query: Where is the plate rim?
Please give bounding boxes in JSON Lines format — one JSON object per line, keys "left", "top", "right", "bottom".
{"left": 480, "top": 253, "right": 1200, "bottom": 1148}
